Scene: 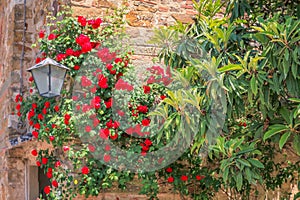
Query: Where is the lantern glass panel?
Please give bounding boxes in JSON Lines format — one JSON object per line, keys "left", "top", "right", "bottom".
{"left": 31, "top": 65, "right": 49, "bottom": 95}
{"left": 50, "top": 65, "right": 67, "bottom": 96}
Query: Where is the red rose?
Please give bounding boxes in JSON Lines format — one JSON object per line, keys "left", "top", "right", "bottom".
{"left": 52, "top": 180, "right": 58, "bottom": 188}
{"left": 166, "top": 167, "right": 172, "bottom": 173}
{"left": 113, "top": 121, "right": 119, "bottom": 129}
{"left": 39, "top": 30, "right": 45, "bottom": 38}
{"left": 88, "top": 144, "right": 95, "bottom": 152}
{"left": 109, "top": 132, "right": 118, "bottom": 140}
{"left": 37, "top": 114, "right": 43, "bottom": 120}
{"left": 42, "top": 108, "right": 47, "bottom": 115}
{"left": 66, "top": 48, "right": 74, "bottom": 56}
{"left": 85, "top": 125, "right": 92, "bottom": 133}
{"left": 105, "top": 144, "right": 111, "bottom": 151}
{"left": 44, "top": 186, "right": 51, "bottom": 194}
{"left": 81, "top": 42, "right": 92, "bottom": 53}
{"left": 81, "top": 166, "right": 89, "bottom": 174}
{"left": 142, "top": 118, "right": 150, "bottom": 126}
{"left": 106, "top": 119, "right": 113, "bottom": 128}
{"left": 99, "top": 128, "right": 110, "bottom": 139}
{"left": 167, "top": 176, "right": 174, "bottom": 183}
{"left": 63, "top": 146, "right": 70, "bottom": 151}
{"left": 78, "top": 16, "right": 87, "bottom": 26}
{"left": 42, "top": 157, "right": 48, "bottom": 165}
{"left": 48, "top": 33, "right": 56, "bottom": 40}
{"left": 73, "top": 50, "right": 82, "bottom": 57}
{"left": 56, "top": 53, "right": 67, "bottom": 62}
{"left": 29, "top": 76, "right": 34, "bottom": 82}
{"left": 196, "top": 175, "right": 205, "bottom": 181}
{"left": 32, "top": 103, "right": 37, "bottom": 109}
{"left": 76, "top": 34, "right": 90, "bottom": 46}
{"left": 54, "top": 105, "right": 59, "bottom": 112}
{"left": 98, "top": 74, "right": 108, "bottom": 89}
{"left": 81, "top": 76, "right": 92, "bottom": 87}
{"left": 114, "top": 58, "right": 122, "bottom": 63}
{"left": 32, "top": 131, "right": 39, "bottom": 138}
{"left": 15, "top": 94, "right": 22, "bottom": 102}
{"left": 117, "top": 110, "right": 125, "bottom": 117}
{"left": 97, "top": 48, "right": 116, "bottom": 63}
{"left": 54, "top": 161, "right": 61, "bottom": 168}
{"left": 44, "top": 101, "right": 50, "bottom": 108}
{"left": 31, "top": 149, "right": 38, "bottom": 156}
{"left": 144, "top": 138, "right": 152, "bottom": 146}
{"left": 35, "top": 57, "right": 41, "bottom": 64}
{"left": 90, "top": 96, "right": 101, "bottom": 109}
{"left": 137, "top": 105, "right": 148, "bottom": 113}
{"left": 105, "top": 98, "right": 112, "bottom": 108}
{"left": 64, "top": 114, "right": 71, "bottom": 120}
{"left": 46, "top": 171, "right": 52, "bottom": 178}
{"left": 34, "top": 123, "right": 40, "bottom": 130}
{"left": 142, "top": 146, "right": 149, "bottom": 152}
{"left": 16, "top": 104, "right": 21, "bottom": 110}
{"left": 93, "top": 18, "right": 102, "bottom": 29}
{"left": 103, "top": 154, "right": 111, "bottom": 162}
{"left": 36, "top": 161, "right": 41, "bottom": 167}
{"left": 74, "top": 65, "right": 80, "bottom": 70}
{"left": 143, "top": 85, "right": 151, "bottom": 94}
{"left": 49, "top": 136, "right": 55, "bottom": 141}
{"left": 181, "top": 175, "right": 188, "bottom": 182}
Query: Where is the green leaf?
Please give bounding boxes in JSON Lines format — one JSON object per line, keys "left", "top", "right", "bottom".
{"left": 236, "top": 172, "right": 243, "bottom": 191}
{"left": 279, "top": 132, "right": 291, "bottom": 149}
{"left": 293, "top": 134, "right": 300, "bottom": 155}
{"left": 263, "top": 124, "right": 289, "bottom": 141}
{"left": 218, "top": 64, "right": 243, "bottom": 72}
{"left": 248, "top": 158, "right": 264, "bottom": 169}
{"left": 237, "top": 159, "right": 251, "bottom": 167}
{"left": 250, "top": 76, "right": 258, "bottom": 96}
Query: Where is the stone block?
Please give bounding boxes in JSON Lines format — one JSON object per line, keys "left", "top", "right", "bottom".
{"left": 126, "top": 11, "right": 153, "bottom": 27}
{"left": 14, "top": 5, "right": 33, "bottom": 21}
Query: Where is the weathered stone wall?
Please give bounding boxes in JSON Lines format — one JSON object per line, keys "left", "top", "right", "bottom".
{"left": 0, "top": 0, "right": 65, "bottom": 199}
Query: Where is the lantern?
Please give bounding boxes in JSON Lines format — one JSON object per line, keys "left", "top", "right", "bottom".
{"left": 27, "top": 58, "right": 69, "bottom": 98}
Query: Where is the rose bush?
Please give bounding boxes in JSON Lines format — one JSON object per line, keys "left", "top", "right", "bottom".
{"left": 16, "top": 1, "right": 300, "bottom": 200}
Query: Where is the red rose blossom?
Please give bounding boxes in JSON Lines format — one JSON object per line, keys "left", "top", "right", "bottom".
{"left": 181, "top": 175, "right": 188, "bottom": 182}
{"left": 196, "top": 175, "right": 205, "bottom": 181}
{"left": 167, "top": 176, "right": 174, "bottom": 183}
{"left": 32, "top": 131, "right": 39, "bottom": 138}
{"left": 105, "top": 144, "right": 111, "bottom": 151}
{"left": 137, "top": 105, "right": 148, "bottom": 113}
{"left": 48, "top": 33, "right": 56, "bottom": 40}
{"left": 52, "top": 180, "right": 58, "bottom": 188}
{"left": 31, "top": 149, "right": 38, "bottom": 156}
{"left": 78, "top": 16, "right": 87, "bottom": 26}
{"left": 42, "top": 157, "right": 48, "bottom": 165}
{"left": 99, "top": 128, "right": 110, "bottom": 139}
{"left": 44, "top": 186, "right": 51, "bottom": 194}
{"left": 142, "top": 118, "right": 151, "bottom": 126}
{"left": 81, "top": 166, "right": 89, "bottom": 174}
{"left": 144, "top": 138, "right": 152, "bottom": 146}
{"left": 85, "top": 125, "right": 92, "bottom": 133}
{"left": 166, "top": 167, "right": 173, "bottom": 173}
{"left": 36, "top": 161, "right": 41, "bottom": 167}
{"left": 49, "top": 136, "right": 55, "bottom": 141}
{"left": 54, "top": 161, "right": 61, "bottom": 168}
{"left": 39, "top": 30, "right": 45, "bottom": 38}
{"left": 74, "top": 65, "right": 80, "bottom": 70}
{"left": 103, "top": 154, "right": 111, "bottom": 162}
{"left": 143, "top": 85, "right": 151, "bottom": 94}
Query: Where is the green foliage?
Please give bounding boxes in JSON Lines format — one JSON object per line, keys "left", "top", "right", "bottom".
{"left": 150, "top": 0, "right": 300, "bottom": 199}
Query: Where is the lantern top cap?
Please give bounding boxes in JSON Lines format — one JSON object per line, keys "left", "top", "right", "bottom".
{"left": 27, "top": 57, "right": 69, "bottom": 72}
